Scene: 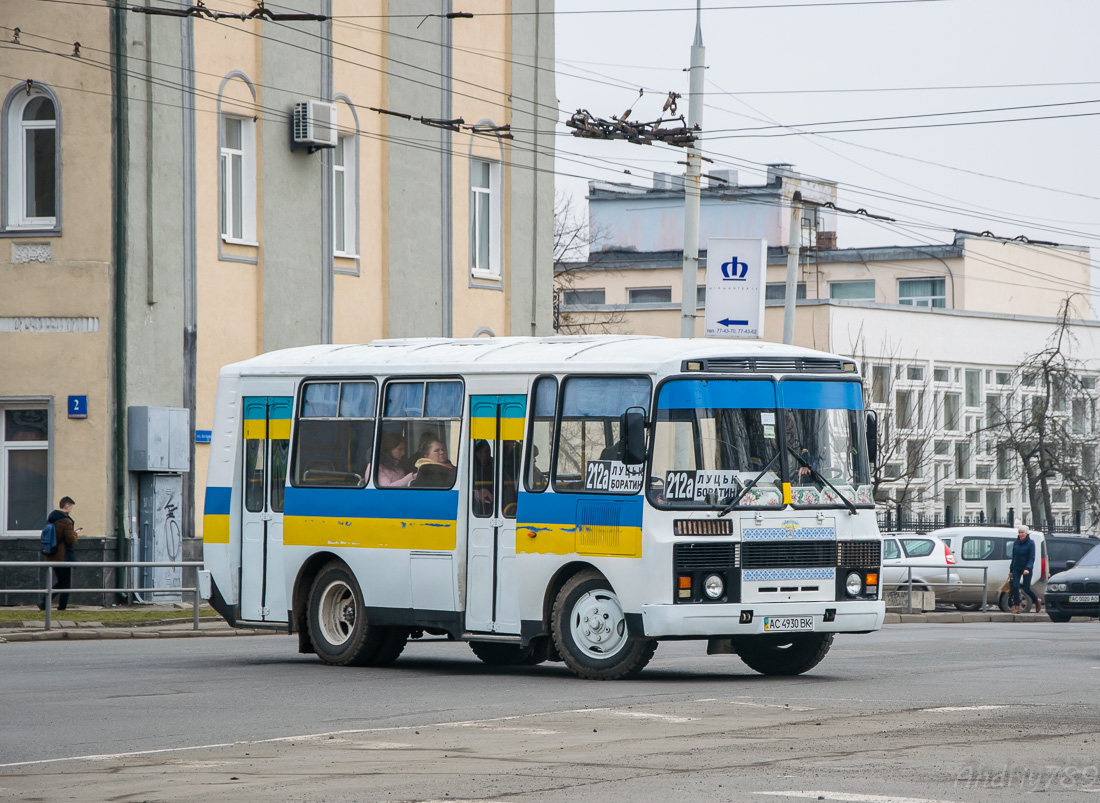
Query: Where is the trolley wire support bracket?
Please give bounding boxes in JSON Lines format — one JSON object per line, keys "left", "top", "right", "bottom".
{"left": 566, "top": 108, "right": 699, "bottom": 148}
{"left": 131, "top": 1, "right": 328, "bottom": 22}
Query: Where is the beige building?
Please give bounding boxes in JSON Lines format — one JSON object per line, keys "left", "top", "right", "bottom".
{"left": 0, "top": 0, "right": 555, "bottom": 595}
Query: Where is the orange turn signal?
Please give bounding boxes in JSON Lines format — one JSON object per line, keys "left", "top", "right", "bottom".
{"left": 865, "top": 573, "right": 878, "bottom": 586}
{"left": 678, "top": 575, "right": 692, "bottom": 589}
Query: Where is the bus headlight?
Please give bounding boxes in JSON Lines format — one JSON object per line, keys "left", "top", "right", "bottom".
{"left": 704, "top": 574, "right": 725, "bottom": 600}
{"left": 846, "top": 572, "right": 863, "bottom": 597}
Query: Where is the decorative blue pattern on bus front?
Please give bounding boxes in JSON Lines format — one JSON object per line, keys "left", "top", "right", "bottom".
{"left": 778, "top": 381, "right": 862, "bottom": 410}
{"left": 657, "top": 379, "right": 776, "bottom": 410}
{"left": 743, "top": 567, "right": 836, "bottom": 582}
{"left": 742, "top": 527, "right": 836, "bottom": 541}
{"left": 284, "top": 486, "right": 459, "bottom": 520}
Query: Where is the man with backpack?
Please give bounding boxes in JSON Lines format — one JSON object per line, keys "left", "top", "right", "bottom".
{"left": 39, "top": 497, "right": 81, "bottom": 612}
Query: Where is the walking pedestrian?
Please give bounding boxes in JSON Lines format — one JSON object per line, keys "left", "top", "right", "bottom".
{"left": 39, "top": 496, "right": 81, "bottom": 611}
{"left": 1009, "top": 519, "right": 1040, "bottom": 615}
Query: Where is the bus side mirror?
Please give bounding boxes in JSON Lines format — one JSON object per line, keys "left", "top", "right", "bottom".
{"left": 621, "top": 407, "right": 647, "bottom": 465}
{"left": 866, "top": 411, "right": 878, "bottom": 466}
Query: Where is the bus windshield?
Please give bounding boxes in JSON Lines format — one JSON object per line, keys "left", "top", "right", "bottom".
{"left": 647, "top": 378, "right": 872, "bottom": 510}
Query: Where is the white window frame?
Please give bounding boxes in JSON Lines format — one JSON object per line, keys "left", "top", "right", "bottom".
{"left": 1, "top": 405, "right": 51, "bottom": 537}
{"left": 469, "top": 158, "right": 502, "bottom": 280}
{"left": 219, "top": 114, "right": 257, "bottom": 245}
{"left": 4, "top": 86, "right": 60, "bottom": 230}
{"left": 333, "top": 134, "right": 358, "bottom": 257}
{"left": 898, "top": 277, "right": 946, "bottom": 308}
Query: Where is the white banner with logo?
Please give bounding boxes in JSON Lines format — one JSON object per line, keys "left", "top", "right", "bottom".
{"left": 704, "top": 237, "right": 767, "bottom": 339}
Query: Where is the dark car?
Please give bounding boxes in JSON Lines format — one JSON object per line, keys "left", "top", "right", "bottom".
{"left": 1045, "top": 534, "right": 1100, "bottom": 576}
{"left": 1043, "top": 543, "right": 1100, "bottom": 622}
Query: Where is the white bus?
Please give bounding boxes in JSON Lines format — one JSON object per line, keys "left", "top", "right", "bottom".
{"left": 201, "top": 336, "right": 884, "bottom": 679}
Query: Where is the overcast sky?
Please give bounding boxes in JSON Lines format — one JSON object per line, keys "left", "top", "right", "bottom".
{"left": 552, "top": 0, "right": 1099, "bottom": 273}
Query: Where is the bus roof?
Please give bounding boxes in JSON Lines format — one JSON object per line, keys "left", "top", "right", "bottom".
{"left": 221, "top": 336, "right": 859, "bottom": 378}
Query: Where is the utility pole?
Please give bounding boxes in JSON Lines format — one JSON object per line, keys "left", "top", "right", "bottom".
{"left": 782, "top": 191, "right": 802, "bottom": 345}
{"left": 679, "top": 1, "right": 704, "bottom": 338}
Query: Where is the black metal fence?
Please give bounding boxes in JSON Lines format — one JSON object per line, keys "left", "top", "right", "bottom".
{"left": 878, "top": 507, "right": 1085, "bottom": 534}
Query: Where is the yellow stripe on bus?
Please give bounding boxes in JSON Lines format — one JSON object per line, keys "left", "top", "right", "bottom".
{"left": 284, "top": 516, "right": 457, "bottom": 551}
{"left": 203, "top": 514, "right": 230, "bottom": 544}
{"left": 500, "top": 417, "right": 525, "bottom": 441}
{"left": 470, "top": 417, "right": 496, "bottom": 440}
{"left": 268, "top": 419, "right": 291, "bottom": 440}
{"left": 517, "top": 522, "right": 642, "bottom": 558}
{"left": 243, "top": 420, "right": 267, "bottom": 440}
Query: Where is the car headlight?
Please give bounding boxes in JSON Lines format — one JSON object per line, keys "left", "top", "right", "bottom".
{"left": 1048, "top": 582, "right": 1066, "bottom": 592}
{"left": 704, "top": 574, "right": 725, "bottom": 600}
{"left": 846, "top": 572, "right": 863, "bottom": 596}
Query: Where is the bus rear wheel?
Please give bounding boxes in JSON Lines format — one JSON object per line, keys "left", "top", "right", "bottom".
{"left": 308, "top": 561, "right": 408, "bottom": 667}
{"left": 732, "top": 633, "right": 834, "bottom": 676}
{"left": 468, "top": 641, "right": 545, "bottom": 666}
{"left": 551, "top": 569, "right": 657, "bottom": 680}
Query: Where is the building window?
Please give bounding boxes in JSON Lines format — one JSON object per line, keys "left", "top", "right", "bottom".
{"left": 333, "top": 135, "right": 357, "bottom": 256}
{"left": 220, "top": 115, "right": 256, "bottom": 243}
{"left": 627, "top": 287, "right": 672, "bottom": 305}
{"left": 5, "top": 86, "right": 59, "bottom": 229}
{"left": 906, "top": 365, "right": 924, "bottom": 382}
{"left": 2, "top": 408, "right": 49, "bottom": 535}
{"left": 470, "top": 159, "right": 501, "bottom": 279}
{"left": 965, "top": 488, "right": 981, "bottom": 504}
{"left": 943, "top": 393, "right": 961, "bottom": 430}
{"left": 964, "top": 369, "right": 981, "bottom": 407}
{"left": 955, "top": 441, "right": 971, "bottom": 480}
{"left": 829, "top": 280, "right": 875, "bottom": 301}
{"left": 697, "top": 285, "right": 706, "bottom": 307}
{"left": 933, "top": 367, "right": 949, "bottom": 383}
{"left": 898, "top": 277, "right": 946, "bottom": 308}
{"left": 871, "top": 365, "right": 890, "bottom": 405}
{"left": 562, "top": 288, "right": 605, "bottom": 307}
{"left": 765, "top": 282, "right": 807, "bottom": 301}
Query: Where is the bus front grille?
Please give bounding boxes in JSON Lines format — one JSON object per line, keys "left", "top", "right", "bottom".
{"left": 741, "top": 540, "right": 835, "bottom": 569}
{"left": 690, "top": 357, "right": 849, "bottom": 374}
{"left": 674, "top": 542, "right": 739, "bottom": 570}
{"left": 837, "top": 540, "right": 881, "bottom": 568}
{"left": 674, "top": 519, "right": 734, "bottom": 536}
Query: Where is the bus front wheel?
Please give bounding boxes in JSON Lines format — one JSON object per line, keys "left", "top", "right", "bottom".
{"left": 732, "top": 633, "right": 834, "bottom": 676}
{"left": 551, "top": 569, "right": 657, "bottom": 680}
{"left": 308, "top": 561, "right": 408, "bottom": 667}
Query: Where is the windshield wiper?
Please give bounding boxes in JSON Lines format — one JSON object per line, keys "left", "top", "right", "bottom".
{"left": 718, "top": 451, "right": 781, "bottom": 518}
{"left": 788, "top": 445, "right": 857, "bottom": 515}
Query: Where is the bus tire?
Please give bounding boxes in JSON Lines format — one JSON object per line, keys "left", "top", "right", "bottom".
{"left": 308, "top": 561, "right": 406, "bottom": 667}
{"left": 732, "top": 633, "right": 834, "bottom": 676}
{"left": 550, "top": 569, "right": 657, "bottom": 680}
{"left": 468, "top": 641, "right": 544, "bottom": 666}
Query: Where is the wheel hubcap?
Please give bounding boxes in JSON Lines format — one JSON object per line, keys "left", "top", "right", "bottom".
{"left": 570, "top": 590, "right": 628, "bottom": 659}
{"left": 319, "top": 580, "right": 356, "bottom": 646}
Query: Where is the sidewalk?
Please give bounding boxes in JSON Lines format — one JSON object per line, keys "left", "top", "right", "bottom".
{"left": 0, "top": 605, "right": 283, "bottom": 643}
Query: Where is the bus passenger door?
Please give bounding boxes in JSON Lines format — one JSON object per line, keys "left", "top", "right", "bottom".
{"left": 465, "top": 394, "right": 525, "bottom": 634}
{"left": 240, "top": 396, "right": 291, "bottom": 623}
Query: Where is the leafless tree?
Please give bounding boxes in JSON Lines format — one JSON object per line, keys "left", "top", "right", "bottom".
{"left": 552, "top": 193, "right": 625, "bottom": 334}
{"left": 986, "top": 298, "right": 1100, "bottom": 529}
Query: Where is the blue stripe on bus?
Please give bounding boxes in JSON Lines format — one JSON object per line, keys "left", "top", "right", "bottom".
{"left": 285, "top": 486, "right": 459, "bottom": 520}
{"left": 517, "top": 491, "right": 644, "bottom": 527}
{"left": 779, "top": 380, "right": 863, "bottom": 411}
{"left": 657, "top": 379, "right": 776, "bottom": 410}
{"left": 204, "top": 486, "right": 232, "bottom": 515}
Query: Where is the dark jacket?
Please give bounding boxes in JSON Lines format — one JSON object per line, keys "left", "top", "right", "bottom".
{"left": 46, "top": 509, "right": 77, "bottom": 561}
{"left": 1010, "top": 535, "right": 1035, "bottom": 575}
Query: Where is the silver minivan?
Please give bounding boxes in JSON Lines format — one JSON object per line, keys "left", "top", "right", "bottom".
{"left": 933, "top": 527, "right": 1048, "bottom": 612}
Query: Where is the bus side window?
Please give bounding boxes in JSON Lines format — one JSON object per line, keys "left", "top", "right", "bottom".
{"left": 378, "top": 380, "right": 463, "bottom": 490}
{"left": 293, "top": 380, "right": 377, "bottom": 487}
{"left": 553, "top": 375, "right": 651, "bottom": 494}
{"left": 525, "top": 376, "right": 556, "bottom": 493}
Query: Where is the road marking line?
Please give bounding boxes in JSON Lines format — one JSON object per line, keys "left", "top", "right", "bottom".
{"left": 921, "top": 705, "right": 1009, "bottom": 712}
{"left": 758, "top": 792, "right": 962, "bottom": 803}
{"left": 609, "top": 710, "right": 697, "bottom": 723}
{"left": 728, "top": 701, "right": 815, "bottom": 711}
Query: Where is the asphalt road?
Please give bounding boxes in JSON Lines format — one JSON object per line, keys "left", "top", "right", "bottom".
{"left": 2, "top": 623, "right": 1099, "bottom": 802}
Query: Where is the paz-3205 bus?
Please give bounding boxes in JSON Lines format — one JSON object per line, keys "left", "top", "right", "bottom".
{"left": 200, "top": 336, "right": 884, "bottom": 679}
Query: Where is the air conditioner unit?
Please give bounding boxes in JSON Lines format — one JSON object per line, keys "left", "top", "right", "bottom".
{"left": 293, "top": 100, "right": 337, "bottom": 150}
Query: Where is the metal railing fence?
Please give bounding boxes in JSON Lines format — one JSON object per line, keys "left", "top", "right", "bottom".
{"left": 892, "top": 564, "right": 989, "bottom": 614}
{"left": 0, "top": 560, "right": 204, "bottom": 631}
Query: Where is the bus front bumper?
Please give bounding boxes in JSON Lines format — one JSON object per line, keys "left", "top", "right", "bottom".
{"left": 638, "top": 600, "right": 885, "bottom": 638}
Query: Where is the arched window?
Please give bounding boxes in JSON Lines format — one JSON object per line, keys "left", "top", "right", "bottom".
{"left": 4, "top": 84, "right": 60, "bottom": 229}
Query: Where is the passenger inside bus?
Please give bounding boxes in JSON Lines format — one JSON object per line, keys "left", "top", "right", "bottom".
{"left": 472, "top": 439, "right": 494, "bottom": 514}
{"left": 411, "top": 437, "right": 456, "bottom": 488}
{"left": 376, "top": 432, "right": 415, "bottom": 488}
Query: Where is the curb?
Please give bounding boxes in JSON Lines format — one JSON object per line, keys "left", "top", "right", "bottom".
{"left": 0, "top": 626, "right": 278, "bottom": 642}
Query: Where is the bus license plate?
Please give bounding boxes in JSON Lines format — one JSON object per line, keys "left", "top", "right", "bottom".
{"left": 763, "top": 616, "right": 814, "bottom": 632}
{"left": 1068, "top": 594, "right": 1100, "bottom": 603}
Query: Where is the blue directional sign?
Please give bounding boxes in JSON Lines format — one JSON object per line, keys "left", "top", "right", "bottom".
{"left": 705, "top": 238, "right": 767, "bottom": 339}
{"left": 67, "top": 395, "right": 88, "bottom": 419}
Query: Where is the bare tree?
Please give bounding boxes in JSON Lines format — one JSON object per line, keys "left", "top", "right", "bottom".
{"left": 552, "top": 193, "right": 625, "bottom": 334}
{"left": 987, "top": 298, "right": 1100, "bottom": 529}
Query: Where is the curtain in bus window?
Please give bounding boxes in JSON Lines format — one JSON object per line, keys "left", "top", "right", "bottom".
{"left": 525, "top": 377, "right": 556, "bottom": 492}
{"left": 553, "top": 376, "right": 650, "bottom": 493}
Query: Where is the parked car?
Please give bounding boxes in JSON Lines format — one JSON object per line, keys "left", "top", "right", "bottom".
{"left": 1043, "top": 542, "right": 1100, "bottom": 622}
{"left": 933, "top": 527, "right": 1048, "bottom": 613}
{"left": 880, "top": 533, "right": 963, "bottom": 600}
{"left": 1044, "top": 534, "right": 1100, "bottom": 576}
